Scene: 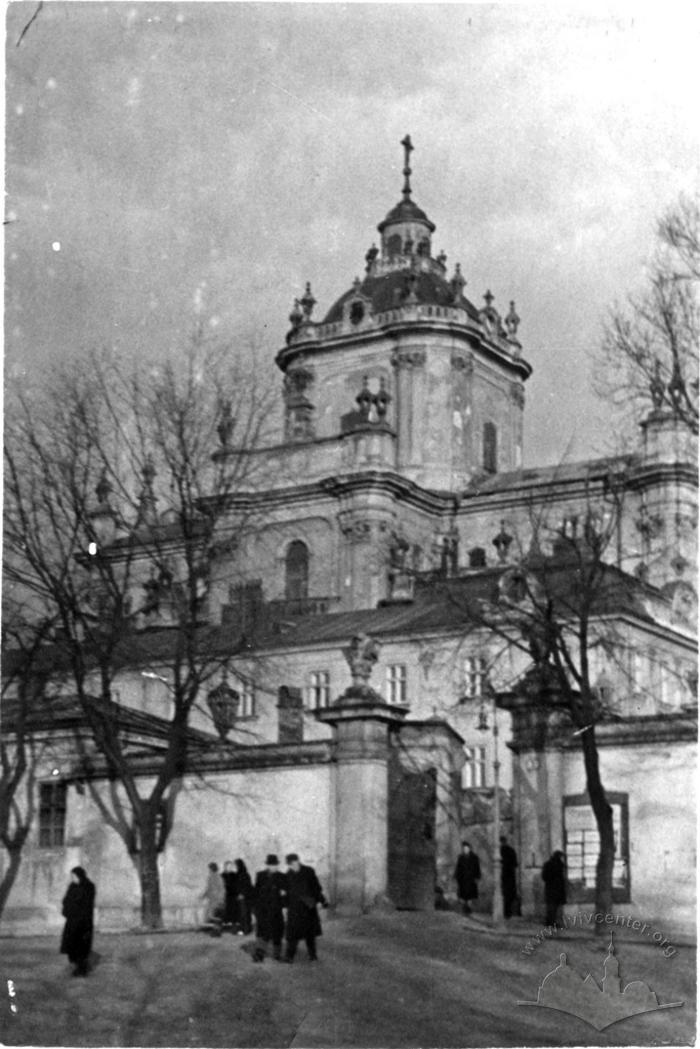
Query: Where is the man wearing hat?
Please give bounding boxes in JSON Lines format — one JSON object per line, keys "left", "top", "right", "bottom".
{"left": 283, "top": 853, "right": 327, "bottom": 963}
{"left": 251, "top": 854, "right": 287, "bottom": 961}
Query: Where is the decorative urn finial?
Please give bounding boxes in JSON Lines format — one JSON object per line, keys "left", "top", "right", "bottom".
{"left": 343, "top": 634, "right": 381, "bottom": 689}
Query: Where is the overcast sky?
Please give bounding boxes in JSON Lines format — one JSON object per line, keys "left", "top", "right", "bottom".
{"left": 5, "top": 2, "right": 699, "bottom": 466}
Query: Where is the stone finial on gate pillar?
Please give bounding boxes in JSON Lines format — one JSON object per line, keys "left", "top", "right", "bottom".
{"left": 340, "top": 634, "right": 384, "bottom": 704}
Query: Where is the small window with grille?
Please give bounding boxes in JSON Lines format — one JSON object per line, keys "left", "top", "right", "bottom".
{"left": 386, "top": 664, "right": 407, "bottom": 705}
{"left": 463, "top": 655, "right": 488, "bottom": 699}
{"left": 237, "top": 679, "right": 256, "bottom": 718}
{"left": 307, "top": 670, "right": 331, "bottom": 710}
{"left": 462, "top": 746, "right": 487, "bottom": 788}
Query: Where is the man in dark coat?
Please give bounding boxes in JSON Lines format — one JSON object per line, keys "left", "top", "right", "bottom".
{"left": 454, "top": 841, "right": 481, "bottom": 915}
{"left": 542, "top": 850, "right": 567, "bottom": 927}
{"left": 500, "top": 836, "right": 519, "bottom": 919}
{"left": 221, "top": 861, "right": 239, "bottom": 928}
{"left": 60, "top": 866, "right": 96, "bottom": 976}
{"left": 283, "top": 853, "right": 327, "bottom": 962}
{"left": 251, "top": 854, "right": 286, "bottom": 961}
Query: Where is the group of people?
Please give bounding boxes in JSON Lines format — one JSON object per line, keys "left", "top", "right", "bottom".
{"left": 201, "top": 858, "right": 254, "bottom": 933}
{"left": 454, "top": 838, "right": 568, "bottom": 926}
{"left": 202, "top": 852, "right": 328, "bottom": 963}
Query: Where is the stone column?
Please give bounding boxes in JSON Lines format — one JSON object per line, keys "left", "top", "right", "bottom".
{"left": 317, "top": 634, "right": 407, "bottom": 914}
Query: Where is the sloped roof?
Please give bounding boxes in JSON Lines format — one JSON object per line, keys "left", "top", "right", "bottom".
{"left": 323, "top": 269, "right": 480, "bottom": 325}
{"left": 1, "top": 691, "right": 219, "bottom": 746}
{"left": 1, "top": 560, "right": 677, "bottom": 681}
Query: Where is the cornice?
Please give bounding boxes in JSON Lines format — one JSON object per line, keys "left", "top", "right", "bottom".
{"left": 276, "top": 316, "right": 532, "bottom": 382}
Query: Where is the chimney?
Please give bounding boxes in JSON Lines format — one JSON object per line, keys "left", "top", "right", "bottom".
{"left": 277, "top": 686, "right": 304, "bottom": 745}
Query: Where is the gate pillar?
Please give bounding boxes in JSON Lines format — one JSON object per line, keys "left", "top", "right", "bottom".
{"left": 317, "top": 635, "right": 407, "bottom": 914}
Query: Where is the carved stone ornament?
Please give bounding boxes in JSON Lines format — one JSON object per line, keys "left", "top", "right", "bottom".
{"left": 341, "top": 518, "right": 372, "bottom": 543}
{"left": 451, "top": 350, "right": 474, "bottom": 373}
{"left": 391, "top": 348, "right": 426, "bottom": 370}
{"left": 343, "top": 634, "right": 381, "bottom": 687}
{"left": 510, "top": 382, "right": 525, "bottom": 409}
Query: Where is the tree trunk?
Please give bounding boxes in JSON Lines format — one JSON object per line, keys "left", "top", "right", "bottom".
{"left": 137, "top": 817, "right": 163, "bottom": 929}
{"left": 0, "top": 843, "right": 26, "bottom": 919}
{"left": 580, "top": 726, "right": 615, "bottom": 926}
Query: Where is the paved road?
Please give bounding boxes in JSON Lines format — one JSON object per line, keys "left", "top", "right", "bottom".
{"left": 1, "top": 911, "right": 695, "bottom": 1047}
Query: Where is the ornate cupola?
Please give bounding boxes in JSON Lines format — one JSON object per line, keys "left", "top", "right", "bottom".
{"left": 376, "top": 135, "right": 436, "bottom": 261}
{"left": 276, "top": 136, "right": 532, "bottom": 491}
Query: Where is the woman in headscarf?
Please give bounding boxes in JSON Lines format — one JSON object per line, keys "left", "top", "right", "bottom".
{"left": 60, "top": 866, "right": 96, "bottom": 976}
{"left": 234, "top": 858, "right": 253, "bottom": 935}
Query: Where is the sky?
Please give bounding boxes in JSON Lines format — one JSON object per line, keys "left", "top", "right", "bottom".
{"left": 5, "top": 2, "right": 700, "bottom": 466}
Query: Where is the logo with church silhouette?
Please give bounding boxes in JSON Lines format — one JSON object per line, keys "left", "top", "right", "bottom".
{"left": 518, "top": 933, "right": 683, "bottom": 1031}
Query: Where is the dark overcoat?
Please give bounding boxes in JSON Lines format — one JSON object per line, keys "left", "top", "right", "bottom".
{"left": 542, "top": 854, "right": 567, "bottom": 905}
{"left": 500, "top": 843, "right": 519, "bottom": 899}
{"left": 59, "top": 879, "right": 96, "bottom": 962}
{"left": 285, "top": 865, "right": 326, "bottom": 941}
{"left": 253, "top": 869, "right": 286, "bottom": 941}
{"left": 221, "top": 871, "right": 239, "bottom": 922}
{"left": 454, "top": 851, "right": 481, "bottom": 901}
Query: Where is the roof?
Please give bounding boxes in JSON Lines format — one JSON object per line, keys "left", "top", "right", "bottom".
{"left": 323, "top": 268, "right": 480, "bottom": 325}
{"left": 1, "top": 691, "right": 219, "bottom": 746}
{"left": 1, "top": 561, "right": 678, "bottom": 680}
{"left": 377, "top": 197, "right": 436, "bottom": 233}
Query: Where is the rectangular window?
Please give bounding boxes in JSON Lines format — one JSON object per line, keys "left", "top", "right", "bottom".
{"left": 462, "top": 746, "right": 487, "bottom": 789}
{"left": 237, "top": 679, "right": 256, "bottom": 719}
{"left": 307, "top": 670, "right": 331, "bottom": 710}
{"left": 38, "top": 781, "right": 67, "bottom": 848}
{"left": 463, "top": 655, "right": 488, "bottom": 699}
{"left": 386, "top": 664, "right": 407, "bottom": 705}
{"left": 563, "top": 792, "right": 630, "bottom": 903}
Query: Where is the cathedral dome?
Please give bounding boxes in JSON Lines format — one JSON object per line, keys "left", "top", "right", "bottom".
{"left": 323, "top": 269, "right": 479, "bottom": 324}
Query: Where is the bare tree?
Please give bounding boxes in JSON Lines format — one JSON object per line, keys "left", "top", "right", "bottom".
{"left": 598, "top": 192, "right": 699, "bottom": 436}
{"left": 4, "top": 329, "right": 276, "bottom": 927}
{"left": 446, "top": 479, "right": 668, "bottom": 922}
{"left": 0, "top": 598, "right": 60, "bottom": 918}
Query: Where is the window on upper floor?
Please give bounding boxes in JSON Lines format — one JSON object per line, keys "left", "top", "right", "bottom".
{"left": 236, "top": 678, "right": 256, "bottom": 719}
{"left": 285, "top": 541, "right": 309, "bottom": 602}
{"left": 386, "top": 664, "right": 407, "bottom": 705}
{"left": 462, "top": 746, "right": 487, "bottom": 789}
{"left": 462, "top": 655, "right": 488, "bottom": 699}
{"left": 306, "top": 670, "right": 331, "bottom": 710}
{"left": 38, "top": 781, "right": 67, "bottom": 848}
{"left": 483, "top": 421, "right": 498, "bottom": 474}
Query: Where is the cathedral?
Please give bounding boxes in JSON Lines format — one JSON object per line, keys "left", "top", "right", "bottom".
{"left": 2, "top": 138, "right": 697, "bottom": 933}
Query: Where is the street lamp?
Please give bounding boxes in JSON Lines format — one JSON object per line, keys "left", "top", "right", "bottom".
{"left": 477, "top": 680, "right": 504, "bottom": 928}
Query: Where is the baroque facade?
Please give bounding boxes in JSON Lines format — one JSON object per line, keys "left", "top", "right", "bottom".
{"left": 3, "top": 139, "right": 697, "bottom": 933}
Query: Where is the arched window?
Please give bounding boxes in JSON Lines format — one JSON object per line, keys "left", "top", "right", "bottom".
{"left": 483, "top": 421, "right": 498, "bottom": 474}
{"left": 285, "top": 541, "right": 309, "bottom": 602}
{"left": 386, "top": 234, "right": 402, "bottom": 257}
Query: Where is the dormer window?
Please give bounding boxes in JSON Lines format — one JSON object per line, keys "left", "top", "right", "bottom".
{"left": 350, "top": 301, "right": 365, "bottom": 325}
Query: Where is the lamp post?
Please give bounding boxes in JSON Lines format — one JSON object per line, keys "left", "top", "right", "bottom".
{"left": 477, "top": 681, "right": 504, "bottom": 928}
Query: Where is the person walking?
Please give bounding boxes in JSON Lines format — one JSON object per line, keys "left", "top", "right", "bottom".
{"left": 60, "top": 866, "right": 96, "bottom": 977}
{"left": 500, "top": 835, "right": 519, "bottom": 919}
{"left": 454, "top": 841, "right": 481, "bottom": 915}
{"left": 251, "top": 854, "right": 286, "bottom": 961}
{"left": 221, "top": 861, "right": 239, "bottom": 929}
{"left": 201, "top": 861, "right": 225, "bottom": 925}
{"left": 234, "top": 858, "right": 253, "bottom": 935}
{"left": 542, "top": 850, "right": 567, "bottom": 928}
{"left": 283, "top": 853, "right": 327, "bottom": 963}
